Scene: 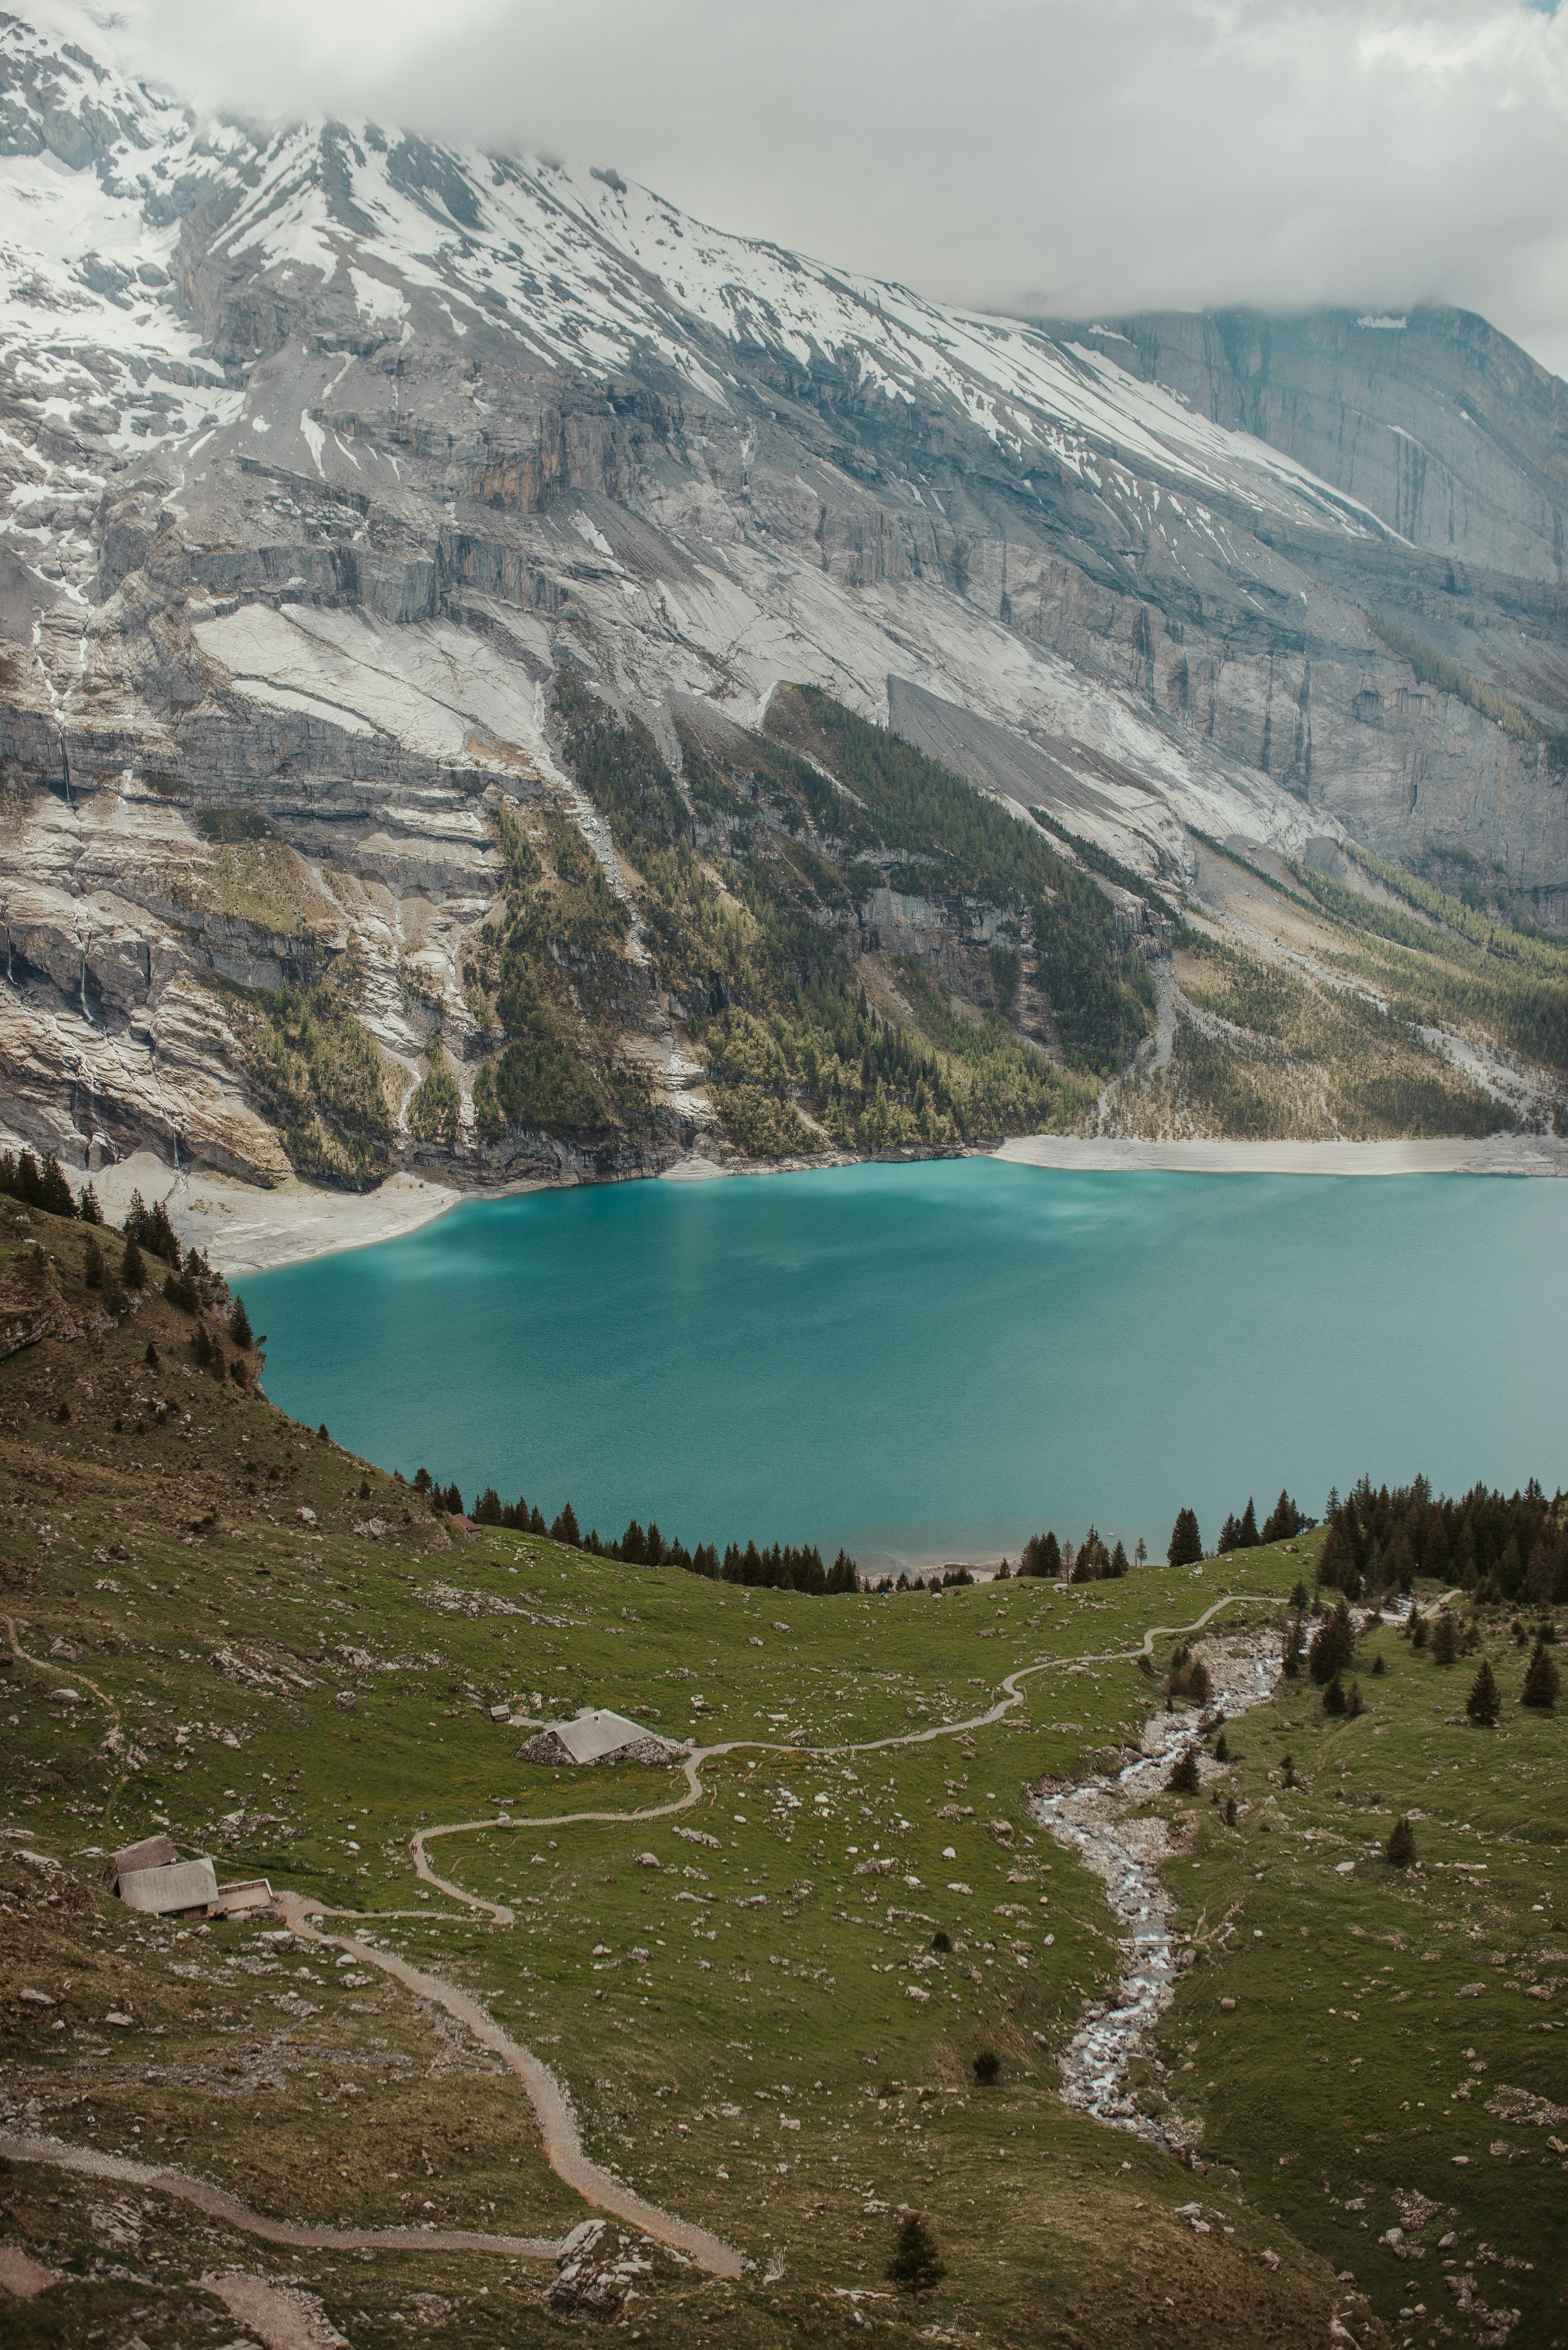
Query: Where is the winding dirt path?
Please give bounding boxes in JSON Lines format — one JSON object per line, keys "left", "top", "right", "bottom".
{"left": 276, "top": 1896, "right": 744, "bottom": 2278}
{"left": 0, "top": 2128, "right": 560, "bottom": 2259}
{"left": 7, "top": 1585, "right": 1300, "bottom": 2283}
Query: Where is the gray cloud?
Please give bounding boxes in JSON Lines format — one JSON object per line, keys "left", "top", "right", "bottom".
{"left": 132, "top": 0, "right": 1568, "bottom": 376}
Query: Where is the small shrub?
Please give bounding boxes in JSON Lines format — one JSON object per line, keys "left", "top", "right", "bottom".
{"left": 318, "top": 1422, "right": 330, "bottom": 1441}
{"left": 1371, "top": 1652, "right": 1387, "bottom": 1677}
{"left": 972, "top": 2049, "right": 1000, "bottom": 2085}
{"left": 1282, "top": 1753, "right": 1297, "bottom": 1788}
{"left": 1387, "top": 1815, "right": 1417, "bottom": 1867}
{"left": 143, "top": 1340, "right": 159, "bottom": 1368}
{"left": 1346, "top": 1680, "right": 1365, "bottom": 1718}
{"left": 1224, "top": 1796, "right": 1238, "bottom": 1827}
{"left": 358, "top": 1477, "right": 371, "bottom": 1501}
{"left": 931, "top": 1929, "right": 952, "bottom": 1952}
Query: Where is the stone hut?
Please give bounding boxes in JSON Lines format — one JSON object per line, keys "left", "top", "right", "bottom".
{"left": 518, "top": 1707, "right": 679, "bottom": 1767}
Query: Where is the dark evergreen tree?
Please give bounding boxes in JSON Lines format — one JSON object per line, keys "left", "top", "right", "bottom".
{"left": 1166, "top": 1747, "right": 1201, "bottom": 1795}
{"left": 1411, "top": 1612, "right": 1429, "bottom": 1652}
{"left": 444, "top": 1483, "right": 464, "bottom": 1517}
{"left": 1216, "top": 1513, "right": 1240, "bottom": 1556}
{"left": 230, "top": 1295, "right": 253, "bottom": 1348}
{"left": 886, "top": 2213, "right": 946, "bottom": 2295}
{"left": 1308, "top": 1602, "right": 1355, "bottom": 1685}
{"left": 120, "top": 1235, "right": 146, "bottom": 1290}
{"left": 1386, "top": 1815, "right": 1417, "bottom": 1867}
{"left": 1466, "top": 1658, "right": 1501, "bottom": 1726}
{"left": 1167, "top": 1507, "right": 1202, "bottom": 1567}
{"left": 474, "top": 1487, "right": 502, "bottom": 1526}
{"left": 78, "top": 1182, "right": 102, "bottom": 1226}
{"left": 1109, "top": 1538, "right": 1130, "bottom": 1577}
{"left": 82, "top": 1236, "right": 104, "bottom": 1289}
{"left": 413, "top": 1467, "right": 433, "bottom": 1492}
{"left": 1323, "top": 1674, "right": 1347, "bottom": 1716}
{"left": 1212, "top": 1730, "right": 1230, "bottom": 1763}
{"left": 1431, "top": 1610, "right": 1460, "bottom": 1667}
{"left": 827, "top": 1549, "right": 860, "bottom": 1594}
{"left": 1521, "top": 1640, "right": 1561, "bottom": 1709}
{"left": 1261, "top": 1489, "right": 1302, "bottom": 1542}
{"left": 143, "top": 1340, "right": 159, "bottom": 1368}
{"left": 1237, "top": 1497, "right": 1259, "bottom": 1548}
{"left": 1371, "top": 1651, "right": 1387, "bottom": 1677}
{"left": 971, "top": 2050, "right": 1000, "bottom": 2085}
{"left": 551, "top": 1502, "right": 582, "bottom": 1546}
{"left": 1021, "top": 1529, "right": 1061, "bottom": 1578}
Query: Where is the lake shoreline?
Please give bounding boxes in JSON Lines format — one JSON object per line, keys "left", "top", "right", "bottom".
{"left": 87, "top": 1127, "right": 1568, "bottom": 1277}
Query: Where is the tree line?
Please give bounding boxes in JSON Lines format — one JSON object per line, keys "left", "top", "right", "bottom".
{"left": 408, "top": 1469, "right": 861, "bottom": 1595}
{"left": 1313, "top": 1472, "right": 1568, "bottom": 1606}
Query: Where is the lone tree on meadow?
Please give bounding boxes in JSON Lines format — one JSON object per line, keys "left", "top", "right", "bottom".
{"left": 1466, "top": 1658, "right": 1502, "bottom": 1727}
{"left": 1167, "top": 1507, "right": 1202, "bottom": 1567}
{"left": 1431, "top": 1609, "right": 1460, "bottom": 1667}
{"left": 1387, "top": 1815, "right": 1417, "bottom": 1867}
{"left": 887, "top": 2213, "right": 946, "bottom": 2295}
{"left": 1521, "top": 1640, "right": 1561, "bottom": 1710}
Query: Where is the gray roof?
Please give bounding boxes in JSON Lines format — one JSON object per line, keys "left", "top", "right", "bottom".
{"left": 111, "top": 1833, "right": 176, "bottom": 1879}
{"left": 551, "top": 1708, "right": 667, "bottom": 1764}
{"left": 117, "top": 1857, "right": 219, "bottom": 1915}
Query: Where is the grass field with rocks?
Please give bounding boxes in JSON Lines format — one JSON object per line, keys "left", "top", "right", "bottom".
{"left": 0, "top": 1191, "right": 1563, "bottom": 2349}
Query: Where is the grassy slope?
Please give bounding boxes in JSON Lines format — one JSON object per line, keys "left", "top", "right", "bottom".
{"left": 0, "top": 1198, "right": 1561, "bottom": 2348}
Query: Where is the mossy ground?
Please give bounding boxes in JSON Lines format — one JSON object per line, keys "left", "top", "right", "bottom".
{"left": 0, "top": 1200, "right": 1561, "bottom": 2345}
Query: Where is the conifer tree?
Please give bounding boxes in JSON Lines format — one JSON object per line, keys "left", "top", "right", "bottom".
{"left": 1386, "top": 1815, "right": 1417, "bottom": 1867}
{"left": 1238, "top": 1497, "right": 1259, "bottom": 1548}
{"left": 1212, "top": 1730, "right": 1230, "bottom": 1763}
{"left": 1167, "top": 1507, "right": 1202, "bottom": 1567}
{"left": 1166, "top": 1747, "right": 1201, "bottom": 1795}
{"left": 1521, "top": 1639, "right": 1561, "bottom": 1710}
{"left": 1431, "top": 1609, "right": 1459, "bottom": 1667}
{"left": 121, "top": 1235, "right": 146, "bottom": 1290}
{"left": 1109, "top": 1538, "right": 1129, "bottom": 1577}
{"left": 230, "top": 1295, "right": 253, "bottom": 1348}
{"left": 79, "top": 1182, "right": 102, "bottom": 1226}
{"left": 886, "top": 2213, "right": 946, "bottom": 2294}
{"left": 474, "top": 1487, "right": 502, "bottom": 1525}
{"left": 1135, "top": 1537, "right": 1147, "bottom": 1566}
{"left": 1346, "top": 1681, "right": 1365, "bottom": 1718}
{"left": 1466, "top": 1658, "right": 1501, "bottom": 1726}
{"left": 83, "top": 1236, "right": 104, "bottom": 1289}
{"left": 1323, "top": 1675, "right": 1347, "bottom": 1716}
{"left": 551, "top": 1502, "right": 581, "bottom": 1546}
{"left": 1371, "top": 1652, "right": 1387, "bottom": 1676}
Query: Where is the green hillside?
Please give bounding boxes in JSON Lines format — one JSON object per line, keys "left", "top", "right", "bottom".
{"left": 1, "top": 1192, "right": 1564, "bottom": 2347}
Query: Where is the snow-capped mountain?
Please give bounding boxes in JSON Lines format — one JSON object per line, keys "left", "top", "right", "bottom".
{"left": 0, "top": 3, "right": 1563, "bottom": 1182}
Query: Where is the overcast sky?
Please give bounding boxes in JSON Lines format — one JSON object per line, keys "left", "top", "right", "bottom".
{"left": 130, "top": 0, "right": 1568, "bottom": 379}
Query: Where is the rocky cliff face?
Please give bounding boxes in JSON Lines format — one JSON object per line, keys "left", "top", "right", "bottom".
{"left": 0, "top": 4, "right": 1562, "bottom": 1185}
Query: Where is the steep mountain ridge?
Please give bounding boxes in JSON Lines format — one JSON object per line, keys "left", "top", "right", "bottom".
{"left": 0, "top": 3, "right": 1563, "bottom": 1186}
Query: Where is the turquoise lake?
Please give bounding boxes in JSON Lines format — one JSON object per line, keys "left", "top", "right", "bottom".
{"left": 245, "top": 1160, "right": 1568, "bottom": 1572}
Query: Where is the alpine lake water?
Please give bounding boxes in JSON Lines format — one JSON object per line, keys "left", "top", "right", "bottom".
{"left": 246, "top": 1157, "right": 1568, "bottom": 1573}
